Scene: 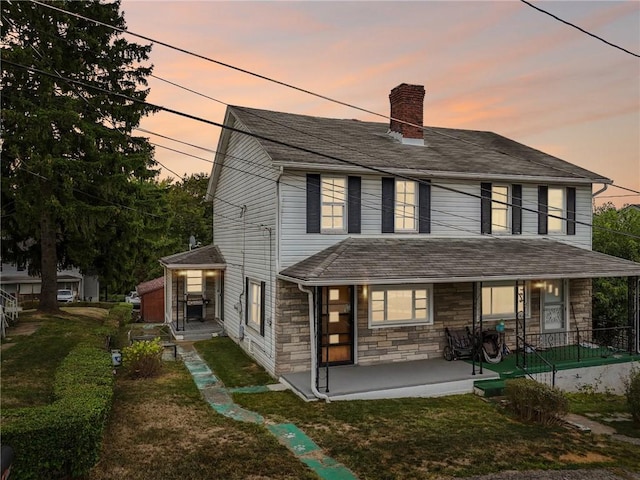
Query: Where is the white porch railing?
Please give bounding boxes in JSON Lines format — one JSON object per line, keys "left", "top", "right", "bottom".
{"left": 0, "top": 288, "right": 19, "bottom": 339}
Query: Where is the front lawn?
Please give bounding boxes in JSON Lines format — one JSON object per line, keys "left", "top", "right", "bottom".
{"left": 234, "top": 391, "right": 640, "bottom": 478}
{"left": 567, "top": 392, "right": 640, "bottom": 439}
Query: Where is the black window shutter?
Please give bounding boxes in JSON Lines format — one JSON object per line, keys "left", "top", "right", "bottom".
{"left": 347, "top": 176, "right": 361, "bottom": 234}
{"left": 244, "top": 277, "right": 249, "bottom": 325}
{"left": 306, "top": 174, "right": 321, "bottom": 233}
{"left": 512, "top": 184, "right": 522, "bottom": 235}
{"left": 418, "top": 181, "right": 431, "bottom": 234}
{"left": 259, "top": 281, "right": 266, "bottom": 336}
{"left": 538, "top": 186, "right": 548, "bottom": 235}
{"left": 219, "top": 273, "right": 224, "bottom": 322}
{"left": 567, "top": 187, "right": 576, "bottom": 235}
{"left": 480, "top": 182, "right": 492, "bottom": 234}
{"left": 381, "top": 177, "right": 395, "bottom": 233}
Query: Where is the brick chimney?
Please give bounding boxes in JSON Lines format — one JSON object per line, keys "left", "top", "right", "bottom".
{"left": 388, "top": 83, "right": 425, "bottom": 146}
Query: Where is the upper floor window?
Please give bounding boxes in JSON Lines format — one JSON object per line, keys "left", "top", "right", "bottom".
{"left": 491, "top": 186, "right": 510, "bottom": 233}
{"left": 369, "top": 284, "right": 433, "bottom": 327}
{"left": 321, "top": 176, "right": 346, "bottom": 232}
{"left": 547, "top": 187, "right": 565, "bottom": 233}
{"left": 395, "top": 180, "right": 417, "bottom": 232}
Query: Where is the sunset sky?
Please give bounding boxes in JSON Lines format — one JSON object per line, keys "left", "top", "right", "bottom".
{"left": 119, "top": 1, "right": 640, "bottom": 207}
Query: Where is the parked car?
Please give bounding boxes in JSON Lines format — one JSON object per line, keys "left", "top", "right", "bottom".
{"left": 56, "top": 289, "right": 75, "bottom": 303}
{"left": 125, "top": 291, "right": 140, "bottom": 309}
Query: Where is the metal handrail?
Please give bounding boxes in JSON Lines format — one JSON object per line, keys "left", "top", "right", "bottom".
{"left": 516, "top": 334, "right": 557, "bottom": 387}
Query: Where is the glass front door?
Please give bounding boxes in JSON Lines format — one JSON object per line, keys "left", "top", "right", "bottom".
{"left": 319, "top": 286, "right": 354, "bottom": 365}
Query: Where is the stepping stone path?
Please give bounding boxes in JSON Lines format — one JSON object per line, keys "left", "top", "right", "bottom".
{"left": 178, "top": 344, "right": 358, "bottom": 480}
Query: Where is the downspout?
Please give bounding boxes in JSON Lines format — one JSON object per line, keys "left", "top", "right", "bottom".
{"left": 298, "top": 283, "right": 330, "bottom": 402}
{"left": 592, "top": 183, "right": 608, "bottom": 199}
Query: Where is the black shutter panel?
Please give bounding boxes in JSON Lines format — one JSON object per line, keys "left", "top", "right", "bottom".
{"left": 219, "top": 273, "right": 224, "bottom": 322}
{"left": 259, "top": 281, "right": 266, "bottom": 336}
{"left": 567, "top": 187, "right": 576, "bottom": 235}
{"left": 347, "top": 176, "right": 361, "bottom": 234}
{"left": 538, "top": 186, "right": 548, "bottom": 235}
{"left": 418, "top": 181, "right": 431, "bottom": 234}
{"left": 244, "top": 277, "right": 249, "bottom": 325}
{"left": 512, "top": 184, "right": 522, "bottom": 235}
{"left": 306, "top": 174, "right": 321, "bottom": 233}
{"left": 381, "top": 177, "right": 395, "bottom": 233}
{"left": 480, "top": 182, "right": 492, "bottom": 234}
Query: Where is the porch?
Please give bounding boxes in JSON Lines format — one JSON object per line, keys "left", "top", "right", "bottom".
{"left": 281, "top": 357, "right": 500, "bottom": 401}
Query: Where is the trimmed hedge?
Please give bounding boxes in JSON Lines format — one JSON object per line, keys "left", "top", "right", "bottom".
{"left": 0, "top": 344, "right": 114, "bottom": 479}
{"left": 505, "top": 378, "right": 568, "bottom": 425}
{"left": 626, "top": 367, "right": 640, "bottom": 423}
{"left": 109, "top": 302, "right": 133, "bottom": 327}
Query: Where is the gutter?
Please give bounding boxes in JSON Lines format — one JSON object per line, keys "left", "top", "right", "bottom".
{"left": 297, "top": 283, "right": 330, "bottom": 402}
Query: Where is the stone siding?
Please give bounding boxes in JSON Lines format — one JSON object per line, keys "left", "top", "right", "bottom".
{"left": 274, "top": 279, "right": 312, "bottom": 375}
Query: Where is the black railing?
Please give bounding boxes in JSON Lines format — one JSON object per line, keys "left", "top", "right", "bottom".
{"left": 516, "top": 325, "right": 634, "bottom": 376}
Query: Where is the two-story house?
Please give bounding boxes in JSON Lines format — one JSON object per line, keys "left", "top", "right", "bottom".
{"left": 162, "top": 84, "right": 640, "bottom": 400}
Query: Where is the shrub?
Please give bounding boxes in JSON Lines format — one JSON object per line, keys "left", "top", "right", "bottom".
{"left": 626, "top": 367, "right": 640, "bottom": 423}
{"left": 505, "top": 378, "right": 569, "bottom": 425}
{"left": 0, "top": 344, "right": 114, "bottom": 479}
{"left": 122, "top": 338, "right": 163, "bottom": 378}
{"left": 108, "top": 302, "right": 133, "bottom": 327}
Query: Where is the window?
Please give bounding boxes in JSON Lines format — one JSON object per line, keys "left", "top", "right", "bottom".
{"left": 548, "top": 188, "right": 565, "bottom": 233}
{"left": 482, "top": 282, "right": 530, "bottom": 319}
{"left": 245, "top": 278, "right": 265, "bottom": 335}
{"left": 369, "top": 285, "right": 433, "bottom": 327}
{"left": 395, "top": 180, "right": 417, "bottom": 231}
{"left": 321, "top": 176, "right": 346, "bottom": 231}
{"left": 491, "top": 186, "right": 509, "bottom": 232}
{"left": 186, "top": 270, "right": 202, "bottom": 293}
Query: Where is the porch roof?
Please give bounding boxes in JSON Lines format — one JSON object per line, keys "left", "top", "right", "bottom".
{"left": 159, "top": 244, "right": 226, "bottom": 270}
{"left": 278, "top": 238, "right": 640, "bottom": 286}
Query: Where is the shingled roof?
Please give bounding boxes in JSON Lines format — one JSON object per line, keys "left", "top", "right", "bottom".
{"left": 159, "top": 245, "right": 226, "bottom": 269}
{"left": 227, "top": 106, "right": 609, "bottom": 183}
{"left": 278, "top": 238, "right": 640, "bottom": 285}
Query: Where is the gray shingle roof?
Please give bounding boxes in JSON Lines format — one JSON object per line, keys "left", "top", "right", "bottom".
{"left": 278, "top": 238, "right": 640, "bottom": 285}
{"left": 159, "top": 245, "right": 226, "bottom": 267}
{"left": 229, "top": 106, "right": 609, "bottom": 182}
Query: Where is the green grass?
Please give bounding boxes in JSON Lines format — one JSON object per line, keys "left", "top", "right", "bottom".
{"left": 234, "top": 391, "right": 640, "bottom": 479}
{"left": 567, "top": 392, "right": 640, "bottom": 439}
{"left": 89, "top": 361, "right": 317, "bottom": 480}
{"left": 1, "top": 308, "right": 113, "bottom": 408}
{"left": 194, "top": 337, "right": 274, "bottom": 387}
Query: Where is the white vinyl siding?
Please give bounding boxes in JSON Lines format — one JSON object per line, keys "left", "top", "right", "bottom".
{"left": 212, "top": 116, "right": 278, "bottom": 374}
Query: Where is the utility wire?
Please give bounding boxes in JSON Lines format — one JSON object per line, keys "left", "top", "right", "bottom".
{"left": 28, "top": 0, "right": 616, "bottom": 183}
{"left": 520, "top": 0, "right": 640, "bottom": 58}
{"left": 6, "top": 59, "right": 640, "bottom": 241}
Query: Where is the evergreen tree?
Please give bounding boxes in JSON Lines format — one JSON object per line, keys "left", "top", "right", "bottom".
{"left": 1, "top": 0, "right": 159, "bottom": 311}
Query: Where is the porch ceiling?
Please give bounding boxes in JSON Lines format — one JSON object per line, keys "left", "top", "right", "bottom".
{"left": 159, "top": 244, "right": 226, "bottom": 270}
{"left": 278, "top": 237, "right": 640, "bottom": 286}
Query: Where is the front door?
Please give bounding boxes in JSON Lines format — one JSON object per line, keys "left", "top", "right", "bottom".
{"left": 319, "top": 286, "right": 354, "bottom": 365}
{"left": 540, "top": 279, "right": 566, "bottom": 347}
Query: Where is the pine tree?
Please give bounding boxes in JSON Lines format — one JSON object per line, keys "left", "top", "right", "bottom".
{"left": 1, "top": 0, "right": 160, "bottom": 311}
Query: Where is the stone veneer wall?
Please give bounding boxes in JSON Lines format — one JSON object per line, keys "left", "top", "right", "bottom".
{"left": 272, "top": 279, "right": 593, "bottom": 373}
{"left": 274, "top": 279, "right": 312, "bottom": 375}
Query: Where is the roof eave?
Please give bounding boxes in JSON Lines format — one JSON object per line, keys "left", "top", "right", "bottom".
{"left": 161, "top": 263, "right": 227, "bottom": 270}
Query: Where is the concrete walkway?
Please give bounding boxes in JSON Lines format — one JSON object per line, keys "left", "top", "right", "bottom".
{"left": 177, "top": 343, "right": 358, "bottom": 480}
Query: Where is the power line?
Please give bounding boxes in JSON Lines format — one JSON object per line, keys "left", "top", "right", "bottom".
{"left": 520, "top": 0, "right": 640, "bottom": 58}
{"left": 6, "top": 59, "right": 640, "bottom": 241}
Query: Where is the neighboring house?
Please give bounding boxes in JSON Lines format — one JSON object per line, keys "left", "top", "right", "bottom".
{"left": 0, "top": 261, "right": 99, "bottom": 304}
{"left": 163, "top": 83, "right": 640, "bottom": 400}
{"left": 137, "top": 277, "right": 165, "bottom": 323}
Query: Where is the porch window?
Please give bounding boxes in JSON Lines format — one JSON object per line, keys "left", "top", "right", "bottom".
{"left": 369, "top": 284, "right": 433, "bottom": 327}
{"left": 395, "top": 180, "right": 417, "bottom": 232}
{"left": 482, "top": 282, "right": 530, "bottom": 319}
{"left": 491, "top": 186, "right": 509, "bottom": 232}
{"left": 321, "top": 176, "right": 346, "bottom": 231}
{"left": 186, "top": 270, "right": 203, "bottom": 293}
